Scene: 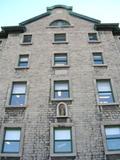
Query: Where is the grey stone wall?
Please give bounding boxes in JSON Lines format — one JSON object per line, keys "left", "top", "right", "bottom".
{"left": 0, "top": 7, "right": 120, "bottom": 160}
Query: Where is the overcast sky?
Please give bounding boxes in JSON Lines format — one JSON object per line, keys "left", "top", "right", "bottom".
{"left": 0, "top": 0, "right": 120, "bottom": 28}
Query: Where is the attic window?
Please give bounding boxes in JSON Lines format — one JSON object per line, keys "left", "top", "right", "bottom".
{"left": 50, "top": 20, "right": 70, "bottom": 27}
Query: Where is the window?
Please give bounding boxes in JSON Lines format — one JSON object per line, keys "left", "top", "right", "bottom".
{"left": 50, "top": 20, "right": 70, "bottom": 27}
{"left": 9, "top": 82, "right": 27, "bottom": 106}
{"left": 2, "top": 128, "right": 21, "bottom": 153}
{"left": 23, "top": 35, "right": 32, "bottom": 43}
{"left": 54, "top": 81, "right": 69, "bottom": 99}
{"left": 93, "top": 52, "right": 103, "bottom": 64}
{"left": 105, "top": 126, "right": 120, "bottom": 151}
{"left": 96, "top": 80, "right": 114, "bottom": 104}
{"left": 54, "top": 34, "right": 66, "bottom": 42}
{"left": 54, "top": 53, "right": 67, "bottom": 66}
{"left": 54, "top": 128, "right": 72, "bottom": 153}
{"left": 88, "top": 33, "right": 98, "bottom": 41}
{"left": 18, "top": 55, "right": 29, "bottom": 67}
{"left": 0, "top": 40, "right": 2, "bottom": 44}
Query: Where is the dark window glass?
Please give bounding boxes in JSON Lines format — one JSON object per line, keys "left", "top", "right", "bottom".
{"left": 93, "top": 52, "right": 103, "bottom": 64}
{"left": 105, "top": 127, "right": 120, "bottom": 150}
{"left": 54, "top": 34, "right": 66, "bottom": 42}
{"left": 54, "top": 81, "right": 69, "bottom": 99}
{"left": 54, "top": 54, "right": 67, "bottom": 65}
{"left": 2, "top": 128, "right": 21, "bottom": 153}
{"left": 96, "top": 80, "right": 114, "bottom": 104}
{"left": 23, "top": 35, "right": 32, "bottom": 43}
{"left": 18, "top": 55, "right": 29, "bottom": 67}
{"left": 50, "top": 20, "right": 70, "bottom": 27}
{"left": 10, "top": 82, "right": 26, "bottom": 106}
{"left": 88, "top": 33, "right": 98, "bottom": 41}
{"left": 54, "top": 128, "right": 72, "bottom": 153}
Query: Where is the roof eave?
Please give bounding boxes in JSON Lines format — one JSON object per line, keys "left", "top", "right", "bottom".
{"left": 95, "top": 23, "right": 120, "bottom": 35}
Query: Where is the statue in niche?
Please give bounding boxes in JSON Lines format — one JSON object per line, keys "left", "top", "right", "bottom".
{"left": 59, "top": 104, "right": 66, "bottom": 116}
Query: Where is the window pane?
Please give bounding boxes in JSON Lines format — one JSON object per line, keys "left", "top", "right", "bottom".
{"left": 23, "top": 35, "right": 32, "bottom": 43}
{"left": 10, "top": 95, "right": 25, "bottom": 106}
{"left": 55, "top": 55, "right": 67, "bottom": 61}
{"left": 54, "top": 34, "right": 66, "bottom": 41}
{"left": 88, "top": 33, "right": 97, "bottom": 40}
{"left": 13, "top": 83, "right": 26, "bottom": 94}
{"left": 3, "top": 141, "right": 20, "bottom": 153}
{"left": 55, "top": 91, "right": 69, "bottom": 98}
{"left": 19, "top": 62, "right": 28, "bottom": 67}
{"left": 105, "top": 128, "right": 120, "bottom": 136}
{"left": 20, "top": 57, "right": 28, "bottom": 62}
{"left": 94, "top": 60, "right": 103, "bottom": 64}
{"left": 94, "top": 55, "right": 102, "bottom": 61}
{"left": 107, "top": 139, "right": 120, "bottom": 150}
{"left": 5, "top": 130, "right": 20, "bottom": 140}
{"left": 55, "top": 82, "right": 68, "bottom": 90}
{"left": 55, "top": 129, "right": 71, "bottom": 140}
{"left": 50, "top": 20, "right": 70, "bottom": 27}
{"left": 55, "top": 141, "right": 72, "bottom": 153}
{"left": 97, "top": 81, "right": 111, "bottom": 92}
{"left": 98, "top": 92, "right": 113, "bottom": 103}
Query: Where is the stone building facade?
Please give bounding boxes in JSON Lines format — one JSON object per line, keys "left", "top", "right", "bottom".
{"left": 0, "top": 5, "right": 120, "bottom": 160}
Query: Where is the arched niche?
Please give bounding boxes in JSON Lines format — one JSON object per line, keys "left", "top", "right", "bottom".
{"left": 57, "top": 102, "right": 68, "bottom": 117}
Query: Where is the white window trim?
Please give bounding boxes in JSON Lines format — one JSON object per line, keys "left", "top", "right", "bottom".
{"left": 88, "top": 32, "right": 101, "bottom": 43}
{"left": 20, "top": 34, "right": 32, "bottom": 45}
{"left": 0, "top": 124, "right": 24, "bottom": 158}
{"left": 52, "top": 52, "right": 70, "bottom": 68}
{"left": 50, "top": 123, "right": 76, "bottom": 157}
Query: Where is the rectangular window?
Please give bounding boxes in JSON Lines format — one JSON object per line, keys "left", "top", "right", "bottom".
{"left": 2, "top": 128, "right": 21, "bottom": 153}
{"left": 10, "top": 82, "right": 27, "bottom": 106}
{"left": 93, "top": 52, "right": 103, "bottom": 64}
{"left": 54, "top": 33, "right": 66, "bottom": 42}
{"left": 18, "top": 55, "right": 29, "bottom": 67}
{"left": 88, "top": 33, "right": 98, "bottom": 41}
{"left": 54, "top": 128, "right": 72, "bottom": 153}
{"left": 96, "top": 80, "right": 114, "bottom": 104}
{"left": 54, "top": 81, "right": 69, "bottom": 99}
{"left": 105, "top": 126, "right": 120, "bottom": 151}
{"left": 23, "top": 35, "right": 32, "bottom": 43}
{"left": 54, "top": 53, "right": 67, "bottom": 66}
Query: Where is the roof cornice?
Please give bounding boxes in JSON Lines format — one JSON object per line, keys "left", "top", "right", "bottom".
{"left": 95, "top": 23, "right": 120, "bottom": 35}
{"left": 0, "top": 26, "right": 26, "bottom": 38}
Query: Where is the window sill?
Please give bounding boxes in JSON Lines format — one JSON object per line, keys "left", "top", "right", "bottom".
{"left": 105, "top": 150, "right": 120, "bottom": 155}
{"left": 0, "top": 153, "right": 21, "bottom": 157}
{"left": 97, "top": 103, "right": 119, "bottom": 107}
{"left": 20, "top": 42, "right": 32, "bottom": 45}
{"left": 56, "top": 116, "right": 69, "bottom": 118}
{"left": 51, "top": 98, "right": 72, "bottom": 102}
{"left": 5, "top": 105, "right": 27, "bottom": 109}
{"left": 52, "top": 65, "right": 70, "bottom": 68}
{"left": 88, "top": 40, "right": 101, "bottom": 43}
{"left": 93, "top": 64, "right": 107, "bottom": 67}
{"left": 50, "top": 152, "right": 76, "bottom": 157}
{"left": 15, "top": 66, "right": 29, "bottom": 70}
{"left": 47, "top": 25, "right": 74, "bottom": 28}
{"left": 52, "top": 41, "right": 68, "bottom": 44}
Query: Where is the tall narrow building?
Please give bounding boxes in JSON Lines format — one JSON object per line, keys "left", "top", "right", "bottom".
{"left": 0, "top": 5, "right": 120, "bottom": 160}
